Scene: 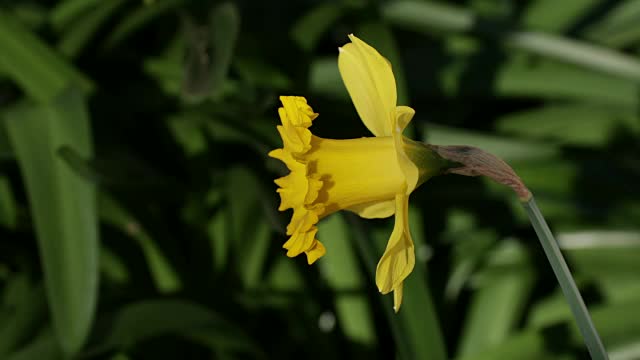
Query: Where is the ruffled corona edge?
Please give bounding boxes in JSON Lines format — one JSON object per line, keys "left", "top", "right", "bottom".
{"left": 268, "top": 96, "right": 326, "bottom": 264}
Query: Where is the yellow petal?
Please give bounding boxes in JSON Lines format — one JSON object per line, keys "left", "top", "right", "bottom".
{"left": 338, "top": 34, "right": 396, "bottom": 137}
{"left": 392, "top": 106, "right": 419, "bottom": 194}
{"left": 375, "top": 191, "right": 415, "bottom": 300}
{"left": 393, "top": 284, "right": 404, "bottom": 313}
{"left": 346, "top": 198, "right": 395, "bottom": 219}
{"left": 395, "top": 106, "right": 415, "bottom": 133}
{"left": 306, "top": 240, "right": 326, "bottom": 265}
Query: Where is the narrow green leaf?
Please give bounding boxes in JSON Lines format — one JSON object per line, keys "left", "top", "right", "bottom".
{"left": 346, "top": 215, "right": 413, "bottom": 360}
{"left": 0, "top": 276, "right": 48, "bottom": 356}
{"left": 207, "top": 205, "right": 229, "bottom": 273}
{"left": 57, "top": 0, "right": 126, "bottom": 58}
{"left": 458, "top": 240, "right": 535, "bottom": 356}
{"left": 584, "top": 0, "right": 640, "bottom": 48}
{"left": 318, "top": 214, "right": 376, "bottom": 346}
{"left": 181, "top": 2, "right": 240, "bottom": 101}
{"left": 523, "top": 198, "right": 608, "bottom": 360}
{"left": 4, "top": 87, "right": 98, "bottom": 356}
{"left": 424, "top": 124, "right": 560, "bottom": 162}
{"left": 99, "top": 194, "right": 182, "bottom": 293}
{"left": 444, "top": 212, "right": 496, "bottom": 302}
{"left": 440, "top": 52, "right": 639, "bottom": 107}
{"left": 0, "top": 123, "right": 11, "bottom": 159}
{"left": 560, "top": 231, "right": 640, "bottom": 304}
{"left": 0, "top": 11, "right": 92, "bottom": 103}
{"left": 225, "top": 167, "right": 272, "bottom": 288}
{"left": 384, "top": 1, "right": 640, "bottom": 82}
{"left": 522, "top": 0, "right": 599, "bottom": 33}
{"left": 50, "top": 0, "right": 102, "bottom": 30}
{"left": 456, "top": 330, "right": 562, "bottom": 360}
{"left": 0, "top": 176, "right": 17, "bottom": 229}
{"left": 97, "top": 299, "right": 259, "bottom": 354}
{"left": 496, "top": 103, "right": 640, "bottom": 147}
{"left": 6, "top": 331, "right": 61, "bottom": 360}
{"left": 396, "top": 207, "right": 448, "bottom": 360}
{"left": 104, "top": 0, "right": 182, "bottom": 49}
{"left": 207, "top": 2, "right": 239, "bottom": 96}
{"left": 356, "top": 207, "right": 447, "bottom": 360}
{"left": 519, "top": 299, "right": 640, "bottom": 359}
{"left": 167, "top": 116, "right": 208, "bottom": 157}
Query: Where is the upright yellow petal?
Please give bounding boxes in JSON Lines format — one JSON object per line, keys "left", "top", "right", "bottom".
{"left": 338, "top": 34, "right": 397, "bottom": 137}
{"left": 375, "top": 190, "right": 415, "bottom": 311}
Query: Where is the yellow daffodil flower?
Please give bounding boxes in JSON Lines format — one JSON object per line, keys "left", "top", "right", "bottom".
{"left": 269, "top": 34, "right": 448, "bottom": 311}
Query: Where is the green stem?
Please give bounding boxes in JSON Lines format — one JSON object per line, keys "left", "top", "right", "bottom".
{"left": 523, "top": 197, "right": 608, "bottom": 360}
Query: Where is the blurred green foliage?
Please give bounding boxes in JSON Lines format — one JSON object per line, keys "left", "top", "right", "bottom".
{"left": 0, "top": 0, "right": 639, "bottom": 359}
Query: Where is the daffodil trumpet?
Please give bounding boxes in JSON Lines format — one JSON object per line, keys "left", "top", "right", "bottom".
{"left": 269, "top": 34, "right": 455, "bottom": 311}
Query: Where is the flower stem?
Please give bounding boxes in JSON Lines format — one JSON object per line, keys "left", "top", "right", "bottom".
{"left": 523, "top": 197, "right": 608, "bottom": 360}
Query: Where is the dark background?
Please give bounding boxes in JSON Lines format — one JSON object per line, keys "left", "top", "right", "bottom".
{"left": 0, "top": 0, "right": 639, "bottom": 359}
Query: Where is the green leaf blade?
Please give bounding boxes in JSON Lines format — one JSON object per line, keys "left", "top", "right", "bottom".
{"left": 4, "top": 87, "right": 99, "bottom": 356}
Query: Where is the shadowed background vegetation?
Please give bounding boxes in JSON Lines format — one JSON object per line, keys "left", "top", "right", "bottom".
{"left": 0, "top": 0, "right": 639, "bottom": 359}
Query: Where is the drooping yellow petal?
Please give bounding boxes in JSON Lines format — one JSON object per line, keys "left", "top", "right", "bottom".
{"left": 346, "top": 199, "right": 395, "bottom": 219}
{"left": 375, "top": 190, "right": 415, "bottom": 311}
{"left": 392, "top": 106, "right": 420, "bottom": 194}
{"left": 338, "top": 34, "right": 396, "bottom": 137}
{"left": 393, "top": 284, "right": 403, "bottom": 313}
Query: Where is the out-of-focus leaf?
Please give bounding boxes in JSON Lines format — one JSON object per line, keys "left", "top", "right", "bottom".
{"left": 559, "top": 231, "right": 640, "bottom": 305}
{"left": 458, "top": 240, "right": 535, "bottom": 356}
{"left": 241, "top": 220, "right": 271, "bottom": 289}
{"left": 167, "top": 116, "right": 208, "bottom": 156}
{"left": 440, "top": 51, "right": 639, "bottom": 107}
{"left": 0, "top": 11, "right": 91, "bottom": 103}
{"left": 444, "top": 211, "right": 496, "bottom": 301}
{"left": 0, "top": 276, "right": 48, "bottom": 356}
{"left": 225, "top": 167, "right": 272, "bottom": 288}
{"left": 522, "top": 0, "right": 599, "bottom": 33}
{"left": 384, "top": 1, "right": 640, "bottom": 82}
{"left": 291, "top": 3, "right": 345, "bottom": 52}
{"left": 0, "top": 124, "right": 11, "bottom": 159}
{"left": 104, "top": 0, "right": 182, "bottom": 49}
{"left": 561, "top": 231, "right": 640, "bottom": 277}
{"left": 359, "top": 207, "right": 447, "bottom": 360}
{"left": 98, "top": 299, "right": 259, "bottom": 354}
{"left": 57, "top": 145, "right": 102, "bottom": 184}
{"left": 234, "top": 58, "right": 292, "bottom": 89}
{"left": 392, "top": 207, "right": 448, "bottom": 360}
{"left": 584, "top": 0, "right": 640, "bottom": 48}
{"left": 347, "top": 215, "right": 412, "bottom": 360}
{"left": 4, "top": 87, "right": 97, "bottom": 356}
{"left": 309, "top": 57, "right": 347, "bottom": 100}
{"left": 424, "top": 124, "right": 560, "bottom": 162}
{"left": 0, "top": 176, "right": 17, "bottom": 229}
{"left": 50, "top": 0, "right": 102, "bottom": 30}
{"left": 57, "top": 0, "right": 126, "bottom": 58}
{"left": 526, "top": 298, "right": 640, "bottom": 357}
{"left": 318, "top": 214, "right": 376, "bottom": 346}
{"left": 99, "top": 194, "right": 181, "bottom": 293}
{"left": 181, "top": 3, "right": 240, "bottom": 101}
{"left": 99, "top": 246, "right": 130, "bottom": 285}
{"left": 6, "top": 331, "right": 61, "bottom": 360}
{"left": 456, "top": 330, "right": 563, "bottom": 360}
{"left": 357, "top": 22, "right": 409, "bottom": 105}
{"left": 6, "top": 3, "right": 47, "bottom": 29}
{"left": 496, "top": 103, "right": 640, "bottom": 147}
